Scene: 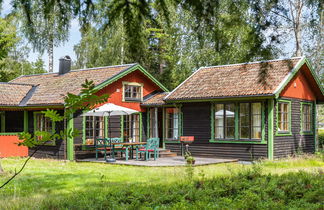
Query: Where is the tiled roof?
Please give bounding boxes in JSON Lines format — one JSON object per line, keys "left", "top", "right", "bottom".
{"left": 165, "top": 57, "right": 302, "bottom": 101}
{"left": 8, "top": 64, "right": 136, "bottom": 106}
{"left": 142, "top": 92, "right": 168, "bottom": 106}
{"left": 0, "top": 83, "right": 34, "bottom": 106}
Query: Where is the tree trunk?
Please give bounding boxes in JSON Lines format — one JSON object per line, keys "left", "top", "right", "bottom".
{"left": 48, "top": 37, "right": 54, "bottom": 73}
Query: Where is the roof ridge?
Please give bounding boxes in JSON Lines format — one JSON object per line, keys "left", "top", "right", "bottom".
{"left": 0, "top": 82, "right": 35, "bottom": 87}
{"left": 70, "top": 63, "right": 137, "bottom": 72}
{"left": 200, "top": 57, "right": 303, "bottom": 70}
{"left": 10, "top": 63, "right": 138, "bottom": 79}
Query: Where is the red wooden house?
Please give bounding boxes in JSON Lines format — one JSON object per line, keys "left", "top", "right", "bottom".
{"left": 0, "top": 56, "right": 323, "bottom": 161}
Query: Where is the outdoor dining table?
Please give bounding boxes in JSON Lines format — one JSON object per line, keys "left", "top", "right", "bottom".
{"left": 111, "top": 142, "right": 147, "bottom": 160}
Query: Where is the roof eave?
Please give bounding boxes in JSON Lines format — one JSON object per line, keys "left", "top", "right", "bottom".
{"left": 165, "top": 94, "right": 275, "bottom": 103}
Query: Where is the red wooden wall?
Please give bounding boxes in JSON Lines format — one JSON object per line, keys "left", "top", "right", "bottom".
{"left": 0, "top": 135, "right": 28, "bottom": 158}
{"left": 280, "top": 71, "right": 316, "bottom": 101}
{"left": 95, "top": 69, "right": 162, "bottom": 112}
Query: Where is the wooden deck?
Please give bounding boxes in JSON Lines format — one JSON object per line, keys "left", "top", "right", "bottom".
{"left": 76, "top": 156, "right": 238, "bottom": 167}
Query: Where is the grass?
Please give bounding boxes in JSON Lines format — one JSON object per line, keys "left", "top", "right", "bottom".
{"left": 0, "top": 155, "right": 323, "bottom": 209}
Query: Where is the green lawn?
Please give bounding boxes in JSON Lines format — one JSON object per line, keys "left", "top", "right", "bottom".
{"left": 0, "top": 155, "right": 323, "bottom": 209}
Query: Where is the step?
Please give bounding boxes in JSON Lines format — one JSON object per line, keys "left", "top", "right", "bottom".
{"left": 159, "top": 151, "right": 177, "bottom": 157}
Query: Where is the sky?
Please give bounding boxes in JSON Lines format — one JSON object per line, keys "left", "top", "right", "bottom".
{"left": 1, "top": 0, "right": 81, "bottom": 72}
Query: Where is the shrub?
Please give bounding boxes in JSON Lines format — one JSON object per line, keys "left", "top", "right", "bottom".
{"left": 318, "top": 129, "right": 324, "bottom": 149}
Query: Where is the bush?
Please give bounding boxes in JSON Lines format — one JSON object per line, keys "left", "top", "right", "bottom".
{"left": 318, "top": 129, "right": 324, "bottom": 149}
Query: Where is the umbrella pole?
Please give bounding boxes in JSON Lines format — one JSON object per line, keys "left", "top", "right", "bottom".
{"left": 107, "top": 111, "right": 116, "bottom": 162}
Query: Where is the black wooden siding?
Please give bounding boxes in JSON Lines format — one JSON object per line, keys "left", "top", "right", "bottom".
{"left": 166, "top": 102, "right": 268, "bottom": 161}
{"left": 273, "top": 98, "right": 315, "bottom": 158}
{"left": 28, "top": 110, "right": 65, "bottom": 159}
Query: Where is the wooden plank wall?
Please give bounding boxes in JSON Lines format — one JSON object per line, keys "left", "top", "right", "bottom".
{"left": 165, "top": 102, "right": 268, "bottom": 161}
{"left": 273, "top": 98, "right": 315, "bottom": 158}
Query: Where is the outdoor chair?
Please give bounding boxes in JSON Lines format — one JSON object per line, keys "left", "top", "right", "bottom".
{"left": 136, "top": 138, "right": 159, "bottom": 161}
{"left": 95, "top": 138, "right": 111, "bottom": 160}
{"left": 110, "top": 138, "right": 129, "bottom": 161}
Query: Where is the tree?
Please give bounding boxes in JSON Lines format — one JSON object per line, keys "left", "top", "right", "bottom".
{"left": 0, "top": 16, "right": 46, "bottom": 82}
{"left": 73, "top": 0, "right": 276, "bottom": 89}
{"left": 13, "top": 0, "right": 72, "bottom": 72}
{"left": 0, "top": 17, "right": 16, "bottom": 59}
{"left": 265, "top": 0, "right": 323, "bottom": 74}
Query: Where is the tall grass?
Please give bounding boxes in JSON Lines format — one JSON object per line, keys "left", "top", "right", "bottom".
{"left": 0, "top": 156, "right": 323, "bottom": 209}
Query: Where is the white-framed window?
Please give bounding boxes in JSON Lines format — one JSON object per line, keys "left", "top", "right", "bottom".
{"left": 123, "top": 82, "right": 143, "bottom": 102}
{"left": 165, "top": 108, "right": 180, "bottom": 140}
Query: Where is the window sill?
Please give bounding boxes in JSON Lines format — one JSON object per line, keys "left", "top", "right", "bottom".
{"left": 275, "top": 132, "right": 292, "bottom": 136}
{"left": 300, "top": 131, "right": 313, "bottom": 135}
{"left": 123, "top": 99, "right": 142, "bottom": 103}
{"left": 0, "top": 132, "right": 22, "bottom": 136}
{"left": 209, "top": 139, "right": 267, "bottom": 144}
{"left": 164, "top": 139, "right": 180, "bottom": 143}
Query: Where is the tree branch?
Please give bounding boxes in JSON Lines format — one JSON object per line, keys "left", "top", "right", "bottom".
{"left": 0, "top": 141, "right": 46, "bottom": 189}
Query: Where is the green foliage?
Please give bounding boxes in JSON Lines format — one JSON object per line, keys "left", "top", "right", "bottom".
{"left": 0, "top": 16, "right": 46, "bottom": 82}
{"left": 0, "top": 158, "right": 323, "bottom": 209}
{"left": 73, "top": 1, "right": 275, "bottom": 90}
{"left": 318, "top": 129, "right": 324, "bottom": 149}
{"left": 0, "top": 17, "right": 17, "bottom": 59}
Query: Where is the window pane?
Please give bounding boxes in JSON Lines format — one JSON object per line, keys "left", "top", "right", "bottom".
{"left": 215, "top": 104, "right": 224, "bottom": 139}
{"left": 278, "top": 102, "right": 289, "bottom": 132}
{"left": 252, "top": 127, "right": 261, "bottom": 139}
{"left": 225, "top": 104, "right": 235, "bottom": 139}
{"left": 240, "top": 103, "right": 250, "bottom": 139}
{"left": 241, "top": 127, "right": 249, "bottom": 139}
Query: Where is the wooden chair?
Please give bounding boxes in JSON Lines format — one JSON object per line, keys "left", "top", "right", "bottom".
{"left": 110, "top": 138, "right": 129, "bottom": 161}
{"left": 136, "top": 138, "right": 159, "bottom": 161}
{"left": 95, "top": 138, "right": 110, "bottom": 160}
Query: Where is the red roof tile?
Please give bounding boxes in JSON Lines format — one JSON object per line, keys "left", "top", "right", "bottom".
{"left": 9, "top": 64, "right": 135, "bottom": 105}
{"left": 142, "top": 92, "right": 168, "bottom": 106}
{"left": 165, "top": 57, "right": 302, "bottom": 101}
{"left": 0, "top": 83, "right": 33, "bottom": 106}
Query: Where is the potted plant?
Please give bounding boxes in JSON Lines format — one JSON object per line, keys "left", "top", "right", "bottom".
{"left": 186, "top": 156, "right": 195, "bottom": 165}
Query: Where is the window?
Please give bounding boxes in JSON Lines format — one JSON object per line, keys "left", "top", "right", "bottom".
{"left": 149, "top": 108, "right": 158, "bottom": 138}
{"left": 34, "top": 112, "right": 55, "bottom": 142}
{"left": 123, "top": 82, "right": 143, "bottom": 101}
{"left": 165, "top": 108, "right": 180, "bottom": 140}
{"left": 239, "top": 103, "right": 262, "bottom": 139}
{"left": 301, "top": 103, "right": 312, "bottom": 133}
{"left": 0, "top": 112, "right": 4, "bottom": 132}
{"left": 277, "top": 101, "right": 290, "bottom": 133}
{"left": 214, "top": 104, "right": 235, "bottom": 139}
{"left": 85, "top": 116, "right": 105, "bottom": 145}
{"left": 123, "top": 114, "right": 140, "bottom": 142}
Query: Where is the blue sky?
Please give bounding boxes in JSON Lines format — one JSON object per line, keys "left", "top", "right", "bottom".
{"left": 1, "top": 0, "right": 81, "bottom": 72}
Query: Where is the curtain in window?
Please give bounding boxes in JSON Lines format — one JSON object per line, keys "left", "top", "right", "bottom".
{"left": 278, "top": 103, "right": 289, "bottom": 132}
{"left": 252, "top": 103, "right": 262, "bottom": 139}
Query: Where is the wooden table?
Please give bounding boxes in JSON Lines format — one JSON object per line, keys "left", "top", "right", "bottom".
{"left": 111, "top": 142, "right": 146, "bottom": 160}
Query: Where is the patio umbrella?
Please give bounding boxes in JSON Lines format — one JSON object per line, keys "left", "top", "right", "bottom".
{"left": 82, "top": 103, "right": 138, "bottom": 117}
{"left": 82, "top": 103, "right": 138, "bottom": 162}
